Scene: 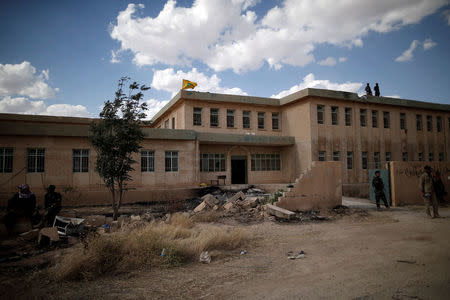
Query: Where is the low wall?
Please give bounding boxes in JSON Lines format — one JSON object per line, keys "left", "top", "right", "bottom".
{"left": 390, "top": 161, "right": 450, "bottom": 206}
{"left": 0, "top": 186, "right": 199, "bottom": 207}
{"left": 342, "top": 183, "right": 370, "bottom": 198}
{"left": 276, "top": 161, "right": 342, "bottom": 211}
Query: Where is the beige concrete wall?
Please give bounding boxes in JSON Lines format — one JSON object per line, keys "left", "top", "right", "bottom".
{"left": 280, "top": 100, "right": 312, "bottom": 177}
{"left": 307, "top": 97, "right": 450, "bottom": 197}
{"left": 183, "top": 100, "right": 282, "bottom": 136}
{"left": 390, "top": 161, "right": 450, "bottom": 206}
{"left": 276, "top": 161, "right": 342, "bottom": 211}
{"left": 198, "top": 144, "right": 295, "bottom": 185}
{"left": 153, "top": 102, "right": 186, "bottom": 129}
{"left": 0, "top": 135, "right": 199, "bottom": 207}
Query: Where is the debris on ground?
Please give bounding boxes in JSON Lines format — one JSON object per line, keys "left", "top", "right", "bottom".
{"left": 240, "top": 250, "right": 247, "bottom": 255}
{"left": 396, "top": 259, "right": 416, "bottom": 264}
{"left": 38, "top": 227, "right": 60, "bottom": 245}
{"left": 267, "top": 204, "right": 295, "bottom": 220}
{"left": 199, "top": 251, "right": 211, "bottom": 263}
{"left": 287, "top": 250, "right": 306, "bottom": 259}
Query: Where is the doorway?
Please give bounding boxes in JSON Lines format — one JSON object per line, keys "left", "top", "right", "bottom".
{"left": 231, "top": 156, "right": 247, "bottom": 184}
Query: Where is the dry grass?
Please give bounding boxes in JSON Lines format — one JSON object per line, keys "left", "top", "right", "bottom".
{"left": 50, "top": 213, "right": 248, "bottom": 280}
{"left": 191, "top": 210, "right": 221, "bottom": 223}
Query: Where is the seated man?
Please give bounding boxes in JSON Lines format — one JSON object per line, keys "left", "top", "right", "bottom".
{"left": 44, "top": 185, "right": 62, "bottom": 226}
{"left": 4, "top": 184, "right": 37, "bottom": 234}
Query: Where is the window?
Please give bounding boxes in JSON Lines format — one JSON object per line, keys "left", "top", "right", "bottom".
{"left": 333, "top": 151, "right": 340, "bottom": 161}
{"left": 347, "top": 152, "right": 353, "bottom": 169}
{"left": 345, "top": 108, "right": 352, "bottom": 126}
{"left": 210, "top": 108, "right": 219, "bottom": 127}
{"left": 200, "top": 154, "right": 226, "bottom": 172}
{"left": 73, "top": 149, "right": 89, "bottom": 172}
{"left": 27, "top": 148, "right": 45, "bottom": 172}
{"left": 243, "top": 111, "right": 250, "bottom": 129}
{"left": 165, "top": 151, "right": 178, "bottom": 172}
{"left": 0, "top": 147, "right": 13, "bottom": 173}
{"left": 372, "top": 110, "right": 378, "bottom": 128}
{"left": 165, "top": 119, "right": 169, "bottom": 128}
{"left": 272, "top": 113, "right": 279, "bottom": 130}
{"left": 418, "top": 152, "right": 423, "bottom": 161}
{"left": 400, "top": 113, "right": 406, "bottom": 130}
{"left": 141, "top": 150, "right": 155, "bottom": 172}
{"left": 318, "top": 151, "right": 326, "bottom": 161}
{"left": 193, "top": 107, "right": 202, "bottom": 126}
{"left": 385, "top": 152, "right": 391, "bottom": 162}
{"left": 374, "top": 152, "right": 380, "bottom": 168}
{"left": 402, "top": 152, "right": 408, "bottom": 162}
{"left": 383, "top": 111, "right": 390, "bottom": 128}
{"left": 317, "top": 105, "right": 324, "bottom": 124}
{"left": 436, "top": 116, "right": 441, "bottom": 132}
{"left": 360, "top": 109, "right": 366, "bottom": 127}
{"left": 426, "top": 115, "right": 432, "bottom": 132}
{"left": 428, "top": 152, "right": 434, "bottom": 162}
{"left": 172, "top": 117, "right": 175, "bottom": 129}
{"left": 362, "top": 152, "right": 368, "bottom": 169}
{"left": 416, "top": 115, "right": 422, "bottom": 131}
{"left": 227, "top": 109, "right": 235, "bottom": 128}
{"left": 439, "top": 153, "right": 444, "bottom": 162}
{"left": 331, "top": 107, "right": 338, "bottom": 125}
{"left": 258, "top": 112, "right": 265, "bottom": 129}
{"left": 251, "top": 154, "right": 281, "bottom": 171}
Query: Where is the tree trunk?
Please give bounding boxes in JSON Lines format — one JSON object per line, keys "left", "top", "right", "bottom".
{"left": 116, "top": 179, "right": 123, "bottom": 221}
{"left": 111, "top": 183, "right": 117, "bottom": 221}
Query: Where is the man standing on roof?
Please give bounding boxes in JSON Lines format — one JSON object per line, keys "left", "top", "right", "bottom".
{"left": 374, "top": 83, "right": 380, "bottom": 96}
{"left": 365, "top": 83, "right": 372, "bottom": 96}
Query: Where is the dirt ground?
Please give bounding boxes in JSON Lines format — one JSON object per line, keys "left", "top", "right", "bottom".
{"left": 1, "top": 199, "right": 449, "bottom": 300}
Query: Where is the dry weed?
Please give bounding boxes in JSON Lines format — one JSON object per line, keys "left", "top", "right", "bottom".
{"left": 50, "top": 214, "right": 248, "bottom": 281}
{"left": 191, "top": 211, "right": 221, "bottom": 223}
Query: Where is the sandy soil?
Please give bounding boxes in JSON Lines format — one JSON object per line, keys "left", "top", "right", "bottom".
{"left": 1, "top": 203, "right": 449, "bottom": 300}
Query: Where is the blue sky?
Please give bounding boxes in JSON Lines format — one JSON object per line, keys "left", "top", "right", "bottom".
{"left": 0, "top": 0, "right": 449, "bottom": 119}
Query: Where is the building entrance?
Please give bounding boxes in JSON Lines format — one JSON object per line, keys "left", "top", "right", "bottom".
{"left": 231, "top": 156, "right": 247, "bottom": 184}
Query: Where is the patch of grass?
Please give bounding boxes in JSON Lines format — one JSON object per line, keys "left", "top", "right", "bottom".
{"left": 50, "top": 213, "right": 248, "bottom": 280}
{"left": 191, "top": 211, "right": 221, "bottom": 223}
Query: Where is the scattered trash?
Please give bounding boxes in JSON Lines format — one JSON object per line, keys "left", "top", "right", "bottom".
{"left": 53, "top": 216, "right": 85, "bottom": 236}
{"left": 396, "top": 259, "right": 416, "bottom": 264}
{"left": 287, "top": 250, "right": 306, "bottom": 260}
{"left": 199, "top": 251, "right": 211, "bottom": 263}
{"left": 130, "top": 215, "right": 141, "bottom": 221}
{"left": 160, "top": 248, "right": 167, "bottom": 257}
{"left": 38, "top": 227, "right": 60, "bottom": 245}
{"left": 240, "top": 250, "right": 247, "bottom": 255}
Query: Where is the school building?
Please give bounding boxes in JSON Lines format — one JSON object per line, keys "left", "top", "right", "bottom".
{"left": 0, "top": 88, "right": 449, "bottom": 207}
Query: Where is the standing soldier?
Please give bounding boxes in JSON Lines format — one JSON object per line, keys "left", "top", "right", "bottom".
{"left": 419, "top": 166, "right": 439, "bottom": 218}
{"left": 374, "top": 83, "right": 380, "bottom": 96}
{"left": 372, "top": 170, "right": 390, "bottom": 210}
{"left": 365, "top": 83, "right": 372, "bottom": 96}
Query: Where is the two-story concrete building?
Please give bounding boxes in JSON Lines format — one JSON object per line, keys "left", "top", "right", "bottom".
{"left": 1, "top": 88, "right": 449, "bottom": 206}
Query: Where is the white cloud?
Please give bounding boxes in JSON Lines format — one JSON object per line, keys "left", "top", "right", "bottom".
{"left": 386, "top": 95, "right": 401, "bottom": 98}
{"left": 395, "top": 40, "right": 420, "bottom": 62}
{"left": 339, "top": 57, "right": 347, "bottom": 63}
{"left": 443, "top": 9, "right": 450, "bottom": 25}
{"left": 423, "top": 38, "right": 437, "bottom": 50}
{"left": 110, "top": 50, "right": 120, "bottom": 63}
{"left": 110, "top": 0, "right": 446, "bottom": 73}
{"left": 151, "top": 68, "right": 247, "bottom": 96}
{"left": 271, "top": 73, "right": 362, "bottom": 98}
{"left": 0, "top": 61, "right": 58, "bottom": 99}
{"left": 0, "top": 96, "right": 91, "bottom": 117}
{"left": 318, "top": 57, "right": 337, "bottom": 66}
{"left": 143, "top": 98, "right": 170, "bottom": 120}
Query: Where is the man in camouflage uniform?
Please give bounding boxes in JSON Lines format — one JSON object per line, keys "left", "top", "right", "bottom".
{"left": 419, "top": 165, "right": 439, "bottom": 218}
{"left": 372, "top": 170, "right": 390, "bottom": 210}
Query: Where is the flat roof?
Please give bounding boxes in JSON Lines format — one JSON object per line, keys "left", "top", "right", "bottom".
{"left": 151, "top": 88, "right": 450, "bottom": 124}
{"left": 0, "top": 116, "right": 294, "bottom": 146}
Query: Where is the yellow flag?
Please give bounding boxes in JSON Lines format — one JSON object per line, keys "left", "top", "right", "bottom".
{"left": 182, "top": 79, "right": 197, "bottom": 90}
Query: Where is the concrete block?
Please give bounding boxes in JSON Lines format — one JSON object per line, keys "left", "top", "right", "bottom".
{"left": 38, "top": 227, "right": 60, "bottom": 244}
{"left": 223, "top": 202, "right": 234, "bottom": 210}
{"left": 267, "top": 204, "right": 295, "bottom": 220}
{"left": 241, "top": 197, "right": 260, "bottom": 208}
{"left": 229, "top": 191, "right": 246, "bottom": 203}
{"left": 201, "top": 194, "right": 219, "bottom": 206}
{"left": 194, "top": 201, "right": 208, "bottom": 213}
